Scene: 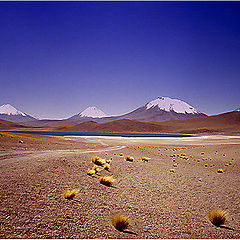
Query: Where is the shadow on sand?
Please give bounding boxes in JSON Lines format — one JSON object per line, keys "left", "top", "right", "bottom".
{"left": 122, "top": 230, "right": 137, "bottom": 235}
{"left": 219, "top": 225, "right": 234, "bottom": 231}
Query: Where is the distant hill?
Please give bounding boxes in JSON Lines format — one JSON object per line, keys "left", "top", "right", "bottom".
{"left": 1, "top": 111, "right": 239, "bottom": 134}
{"left": 55, "top": 111, "right": 240, "bottom": 134}
{"left": 0, "top": 119, "right": 26, "bottom": 130}
{"left": 156, "top": 111, "right": 240, "bottom": 134}
{"left": 56, "top": 119, "right": 172, "bottom": 133}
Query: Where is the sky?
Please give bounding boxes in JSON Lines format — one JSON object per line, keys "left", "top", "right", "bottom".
{"left": 0, "top": 1, "right": 240, "bottom": 119}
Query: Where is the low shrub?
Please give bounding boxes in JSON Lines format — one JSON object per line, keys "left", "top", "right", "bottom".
{"left": 63, "top": 189, "right": 79, "bottom": 200}
{"left": 99, "top": 176, "right": 115, "bottom": 187}
{"left": 111, "top": 214, "right": 130, "bottom": 231}
{"left": 87, "top": 169, "right": 96, "bottom": 176}
{"left": 125, "top": 156, "right": 134, "bottom": 162}
{"left": 208, "top": 209, "right": 227, "bottom": 227}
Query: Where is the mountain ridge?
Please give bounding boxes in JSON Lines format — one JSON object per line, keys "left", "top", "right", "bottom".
{"left": 0, "top": 104, "right": 36, "bottom": 123}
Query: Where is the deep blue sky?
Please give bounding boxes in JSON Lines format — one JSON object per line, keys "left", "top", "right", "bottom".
{"left": 1, "top": 2, "right": 240, "bottom": 119}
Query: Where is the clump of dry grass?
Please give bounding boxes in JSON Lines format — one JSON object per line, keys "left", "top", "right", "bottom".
{"left": 63, "top": 189, "right": 79, "bottom": 200}
{"left": 92, "top": 165, "right": 100, "bottom": 173}
{"left": 208, "top": 209, "right": 227, "bottom": 227}
{"left": 169, "top": 169, "right": 175, "bottom": 173}
{"left": 106, "top": 159, "right": 111, "bottom": 164}
{"left": 119, "top": 153, "right": 123, "bottom": 156}
{"left": 217, "top": 169, "right": 223, "bottom": 173}
{"left": 173, "top": 163, "right": 178, "bottom": 167}
{"left": 125, "top": 156, "right": 134, "bottom": 162}
{"left": 103, "top": 163, "right": 110, "bottom": 171}
{"left": 86, "top": 169, "right": 96, "bottom": 176}
{"left": 91, "top": 156, "right": 106, "bottom": 166}
{"left": 141, "top": 157, "right": 150, "bottom": 162}
{"left": 19, "top": 140, "right": 23, "bottom": 143}
{"left": 229, "top": 162, "right": 232, "bottom": 165}
{"left": 111, "top": 214, "right": 130, "bottom": 231}
{"left": 99, "top": 176, "right": 115, "bottom": 187}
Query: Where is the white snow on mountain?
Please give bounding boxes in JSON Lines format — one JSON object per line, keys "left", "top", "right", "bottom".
{"left": 235, "top": 108, "right": 240, "bottom": 112}
{"left": 0, "top": 104, "right": 26, "bottom": 116}
{"left": 145, "top": 97, "right": 201, "bottom": 114}
{"left": 79, "top": 106, "right": 109, "bottom": 118}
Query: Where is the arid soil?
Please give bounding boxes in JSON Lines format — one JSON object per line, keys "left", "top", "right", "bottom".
{"left": 0, "top": 132, "right": 240, "bottom": 239}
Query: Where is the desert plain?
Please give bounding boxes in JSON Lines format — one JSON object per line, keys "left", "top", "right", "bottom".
{"left": 0, "top": 131, "right": 240, "bottom": 239}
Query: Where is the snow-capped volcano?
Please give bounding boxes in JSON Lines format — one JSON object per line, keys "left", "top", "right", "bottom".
{"left": 69, "top": 106, "right": 109, "bottom": 120}
{"left": 0, "top": 104, "right": 36, "bottom": 122}
{"left": 79, "top": 107, "right": 109, "bottom": 118}
{"left": 0, "top": 104, "right": 26, "bottom": 116}
{"left": 145, "top": 97, "right": 201, "bottom": 114}
{"left": 115, "top": 96, "right": 206, "bottom": 122}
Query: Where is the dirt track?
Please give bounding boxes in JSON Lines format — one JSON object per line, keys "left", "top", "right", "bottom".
{"left": 0, "top": 133, "right": 239, "bottom": 238}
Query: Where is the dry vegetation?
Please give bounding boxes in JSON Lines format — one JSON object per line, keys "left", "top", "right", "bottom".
{"left": 111, "top": 214, "right": 130, "bottom": 232}
{"left": 103, "top": 163, "right": 110, "bottom": 171}
{"left": 125, "top": 155, "right": 134, "bottom": 162}
{"left": 141, "top": 157, "right": 150, "bottom": 162}
{"left": 208, "top": 209, "right": 227, "bottom": 227}
{"left": 63, "top": 189, "right": 80, "bottom": 200}
{"left": 99, "top": 176, "right": 115, "bottom": 187}
{"left": 91, "top": 156, "right": 106, "bottom": 166}
{"left": 92, "top": 165, "right": 100, "bottom": 173}
{"left": 86, "top": 169, "right": 96, "bottom": 176}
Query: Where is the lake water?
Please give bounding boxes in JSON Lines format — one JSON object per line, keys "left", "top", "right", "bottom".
{"left": 5, "top": 130, "right": 192, "bottom": 138}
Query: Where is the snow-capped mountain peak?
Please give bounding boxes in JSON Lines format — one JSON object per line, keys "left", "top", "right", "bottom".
{"left": 0, "top": 104, "right": 26, "bottom": 116}
{"left": 79, "top": 106, "right": 109, "bottom": 118}
{"left": 235, "top": 108, "right": 240, "bottom": 112}
{"left": 145, "top": 97, "right": 201, "bottom": 114}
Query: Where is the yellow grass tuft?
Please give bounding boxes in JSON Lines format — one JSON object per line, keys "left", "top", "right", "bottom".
{"left": 217, "top": 169, "right": 223, "bottom": 173}
{"left": 208, "top": 209, "right": 227, "bottom": 227}
{"left": 125, "top": 156, "right": 134, "bottom": 162}
{"left": 198, "top": 178, "right": 202, "bottom": 181}
{"left": 119, "top": 153, "right": 123, "bottom": 156}
{"left": 173, "top": 163, "right": 178, "bottom": 167}
{"left": 99, "top": 176, "right": 115, "bottom": 187}
{"left": 92, "top": 165, "right": 100, "bottom": 173}
{"left": 106, "top": 159, "right": 111, "bottom": 164}
{"left": 91, "top": 156, "right": 106, "bottom": 166}
{"left": 63, "top": 189, "right": 79, "bottom": 200}
{"left": 141, "top": 157, "right": 150, "bottom": 162}
{"left": 169, "top": 169, "right": 175, "bottom": 173}
{"left": 86, "top": 169, "right": 96, "bottom": 176}
{"left": 111, "top": 214, "right": 130, "bottom": 231}
{"left": 103, "top": 163, "right": 110, "bottom": 171}
{"left": 19, "top": 140, "right": 23, "bottom": 143}
{"left": 228, "top": 162, "right": 232, "bottom": 165}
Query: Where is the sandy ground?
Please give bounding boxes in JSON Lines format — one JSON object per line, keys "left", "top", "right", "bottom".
{"left": 0, "top": 132, "right": 240, "bottom": 239}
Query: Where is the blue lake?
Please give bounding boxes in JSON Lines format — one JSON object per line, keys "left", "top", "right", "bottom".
{"left": 4, "top": 130, "right": 192, "bottom": 138}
